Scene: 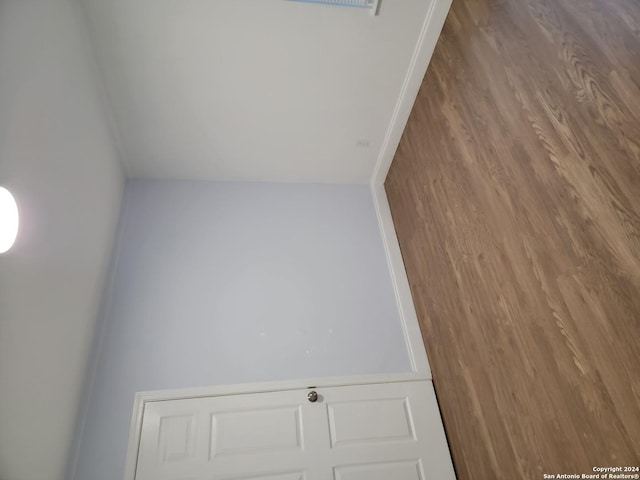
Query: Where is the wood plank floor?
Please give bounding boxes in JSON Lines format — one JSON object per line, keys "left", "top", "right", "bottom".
{"left": 385, "top": 0, "right": 640, "bottom": 478}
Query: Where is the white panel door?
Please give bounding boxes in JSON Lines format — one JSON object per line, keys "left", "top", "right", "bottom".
{"left": 134, "top": 381, "right": 455, "bottom": 480}
{"left": 322, "top": 382, "right": 455, "bottom": 479}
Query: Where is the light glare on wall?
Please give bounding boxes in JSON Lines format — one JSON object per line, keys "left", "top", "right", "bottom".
{"left": 0, "top": 187, "right": 19, "bottom": 254}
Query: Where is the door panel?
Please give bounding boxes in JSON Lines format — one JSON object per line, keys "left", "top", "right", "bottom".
{"left": 219, "top": 471, "right": 306, "bottom": 480}
{"left": 157, "top": 414, "right": 197, "bottom": 463}
{"left": 211, "top": 406, "right": 303, "bottom": 457}
{"left": 327, "top": 397, "right": 415, "bottom": 447}
{"left": 319, "top": 382, "right": 454, "bottom": 479}
{"left": 134, "top": 381, "right": 454, "bottom": 480}
{"left": 136, "top": 389, "right": 325, "bottom": 480}
{"left": 333, "top": 460, "right": 423, "bottom": 480}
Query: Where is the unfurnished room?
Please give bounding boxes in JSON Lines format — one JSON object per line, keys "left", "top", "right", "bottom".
{"left": 0, "top": 0, "right": 638, "bottom": 479}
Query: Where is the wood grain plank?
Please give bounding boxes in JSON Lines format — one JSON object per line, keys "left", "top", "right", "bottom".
{"left": 385, "top": 0, "right": 640, "bottom": 478}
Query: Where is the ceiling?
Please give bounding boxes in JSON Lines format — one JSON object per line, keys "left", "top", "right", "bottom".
{"left": 78, "top": 0, "right": 434, "bottom": 182}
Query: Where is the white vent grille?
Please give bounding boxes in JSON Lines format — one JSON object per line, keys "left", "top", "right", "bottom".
{"left": 288, "top": 0, "right": 380, "bottom": 15}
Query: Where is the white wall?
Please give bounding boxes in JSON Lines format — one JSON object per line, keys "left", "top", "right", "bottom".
{"left": 72, "top": 179, "right": 410, "bottom": 480}
{"left": 0, "top": 1, "right": 124, "bottom": 479}
{"left": 78, "top": 0, "right": 436, "bottom": 183}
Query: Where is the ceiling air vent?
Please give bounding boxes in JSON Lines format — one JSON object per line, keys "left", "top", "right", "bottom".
{"left": 289, "top": 0, "right": 380, "bottom": 16}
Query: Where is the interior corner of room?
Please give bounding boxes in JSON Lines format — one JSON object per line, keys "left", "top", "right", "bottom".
{"left": 0, "top": 0, "right": 452, "bottom": 478}
{"left": 1, "top": 0, "right": 638, "bottom": 479}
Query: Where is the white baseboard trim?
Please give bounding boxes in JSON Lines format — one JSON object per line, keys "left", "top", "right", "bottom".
{"left": 371, "top": 182, "right": 432, "bottom": 377}
{"left": 368, "top": 0, "right": 453, "bottom": 379}
{"left": 371, "top": 0, "right": 453, "bottom": 186}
